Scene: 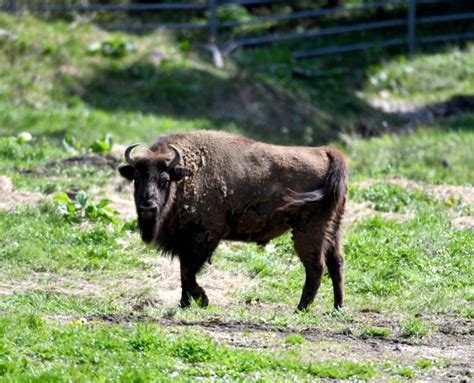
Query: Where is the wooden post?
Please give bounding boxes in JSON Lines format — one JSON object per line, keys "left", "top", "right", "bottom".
{"left": 208, "top": 0, "right": 217, "bottom": 44}
{"left": 408, "top": 0, "right": 417, "bottom": 54}
{"left": 207, "top": 0, "right": 223, "bottom": 68}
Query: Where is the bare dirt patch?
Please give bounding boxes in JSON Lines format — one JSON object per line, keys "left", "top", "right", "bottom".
{"left": 0, "top": 175, "right": 46, "bottom": 211}
{"left": 140, "top": 255, "right": 257, "bottom": 308}
{"left": 451, "top": 216, "right": 474, "bottom": 230}
{"left": 0, "top": 272, "right": 106, "bottom": 298}
{"left": 366, "top": 94, "right": 474, "bottom": 125}
{"left": 344, "top": 200, "right": 413, "bottom": 225}
{"left": 19, "top": 155, "right": 119, "bottom": 176}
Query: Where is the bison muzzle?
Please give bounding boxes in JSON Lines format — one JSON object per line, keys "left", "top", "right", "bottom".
{"left": 119, "top": 131, "right": 348, "bottom": 311}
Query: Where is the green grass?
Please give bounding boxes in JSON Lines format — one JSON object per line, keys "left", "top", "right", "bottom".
{"left": 0, "top": 204, "right": 148, "bottom": 272}
{"left": 364, "top": 46, "right": 474, "bottom": 104}
{"left": 346, "top": 120, "right": 474, "bottom": 185}
{"left": 0, "top": 316, "right": 378, "bottom": 382}
{"left": 361, "top": 326, "right": 391, "bottom": 337}
{"left": 401, "top": 317, "right": 431, "bottom": 338}
{"left": 0, "top": 291, "right": 119, "bottom": 316}
{"left": 219, "top": 206, "right": 473, "bottom": 317}
{"left": 285, "top": 334, "right": 306, "bottom": 345}
{"left": 351, "top": 183, "right": 437, "bottom": 213}
{"left": 0, "top": 134, "right": 116, "bottom": 192}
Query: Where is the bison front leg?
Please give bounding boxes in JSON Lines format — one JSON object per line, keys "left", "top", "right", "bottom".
{"left": 179, "top": 257, "right": 209, "bottom": 308}
{"left": 178, "top": 233, "right": 219, "bottom": 308}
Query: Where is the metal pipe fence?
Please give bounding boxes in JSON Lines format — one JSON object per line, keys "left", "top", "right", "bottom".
{"left": 2, "top": 1, "right": 474, "bottom": 61}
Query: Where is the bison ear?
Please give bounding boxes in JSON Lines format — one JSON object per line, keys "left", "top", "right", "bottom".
{"left": 118, "top": 164, "right": 135, "bottom": 181}
{"left": 169, "top": 166, "right": 190, "bottom": 182}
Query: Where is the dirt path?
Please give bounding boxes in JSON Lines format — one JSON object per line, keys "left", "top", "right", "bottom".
{"left": 0, "top": 175, "right": 46, "bottom": 211}
{"left": 366, "top": 94, "right": 474, "bottom": 125}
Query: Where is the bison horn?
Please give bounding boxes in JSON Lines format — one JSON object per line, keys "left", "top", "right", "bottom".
{"left": 168, "top": 145, "right": 182, "bottom": 169}
{"left": 124, "top": 143, "right": 140, "bottom": 165}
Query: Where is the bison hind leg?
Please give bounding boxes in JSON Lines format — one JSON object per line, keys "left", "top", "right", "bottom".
{"left": 292, "top": 223, "right": 327, "bottom": 312}
{"left": 325, "top": 232, "right": 344, "bottom": 311}
{"left": 292, "top": 207, "right": 344, "bottom": 312}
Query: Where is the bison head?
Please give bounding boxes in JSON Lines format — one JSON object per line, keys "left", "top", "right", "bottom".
{"left": 118, "top": 144, "right": 188, "bottom": 243}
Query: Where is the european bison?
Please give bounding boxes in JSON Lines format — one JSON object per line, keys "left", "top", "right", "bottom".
{"left": 119, "top": 131, "right": 348, "bottom": 311}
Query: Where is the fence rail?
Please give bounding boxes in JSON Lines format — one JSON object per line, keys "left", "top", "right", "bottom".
{"left": 2, "top": 1, "right": 474, "bottom": 62}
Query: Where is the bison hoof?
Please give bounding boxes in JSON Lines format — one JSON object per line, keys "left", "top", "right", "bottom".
{"left": 295, "top": 306, "right": 310, "bottom": 313}
{"left": 195, "top": 294, "right": 209, "bottom": 308}
{"left": 180, "top": 290, "right": 209, "bottom": 309}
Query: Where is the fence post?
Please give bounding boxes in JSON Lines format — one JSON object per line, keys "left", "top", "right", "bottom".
{"left": 407, "top": 0, "right": 416, "bottom": 54}
{"left": 206, "top": 0, "right": 223, "bottom": 68}
{"left": 5, "top": 0, "right": 17, "bottom": 12}
{"left": 208, "top": 0, "right": 218, "bottom": 44}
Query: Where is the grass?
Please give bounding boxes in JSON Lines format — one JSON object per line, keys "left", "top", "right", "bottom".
{"left": 218, "top": 202, "right": 473, "bottom": 317}
{"left": 401, "top": 317, "right": 431, "bottom": 339}
{"left": 361, "top": 326, "right": 391, "bottom": 337}
{"left": 364, "top": 46, "right": 474, "bottom": 104}
{"left": 0, "top": 204, "right": 146, "bottom": 272}
{"left": 0, "top": 316, "right": 381, "bottom": 381}
{"left": 0, "top": 12, "right": 472, "bottom": 382}
{"left": 346, "top": 120, "right": 474, "bottom": 185}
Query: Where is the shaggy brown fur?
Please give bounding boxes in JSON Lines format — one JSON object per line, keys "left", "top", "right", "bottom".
{"left": 119, "top": 130, "right": 348, "bottom": 310}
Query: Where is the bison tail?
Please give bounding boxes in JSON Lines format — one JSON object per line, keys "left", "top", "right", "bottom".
{"left": 279, "top": 149, "right": 348, "bottom": 212}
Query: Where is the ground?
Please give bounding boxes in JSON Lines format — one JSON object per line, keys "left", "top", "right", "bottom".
{"left": 0, "top": 13, "right": 473, "bottom": 382}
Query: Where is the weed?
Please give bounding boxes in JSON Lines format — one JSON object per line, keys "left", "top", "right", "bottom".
{"left": 415, "top": 358, "right": 435, "bottom": 369}
{"left": 62, "top": 133, "right": 113, "bottom": 155}
{"left": 54, "top": 191, "right": 119, "bottom": 224}
{"left": 171, "top": 334, "right": 217, "bottom": 363}
{"left": 16, "top": 131, "right": 33, "bottom": 144}
{"left": 392, "top": 365, "right": 415, "bottom": 378}
{"left": 401, "top": 317, "right": 430, "bottom": 338}
{"left": 285, "top": 334, "right": 305, "bottom": 345}
{"left": 361, "top": 326, "right": 391, "bottom": 337}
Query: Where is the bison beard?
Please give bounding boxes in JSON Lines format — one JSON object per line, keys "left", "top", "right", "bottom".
{"left": 119, "top": 131, "right": 348, "bottom": 311}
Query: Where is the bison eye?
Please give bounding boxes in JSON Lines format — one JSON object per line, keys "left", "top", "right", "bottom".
{"left": 158, "top": 173, "right": 170, "bottom": 188}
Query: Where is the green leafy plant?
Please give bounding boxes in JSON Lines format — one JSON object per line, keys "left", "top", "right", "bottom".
{"left": 54, "top": 191, "right": 119, "bottom": 224}
{"left": 62, "top": 134, "right": 86, "bottom": 155}
{"left": 62, "top": 134, "right": 113, "bottom": 155}
{"left": 16, "top": 131, "right": 32, "bottom": 144}
{"left": 88, "top": 133, "right": 113, "bottom": 154}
